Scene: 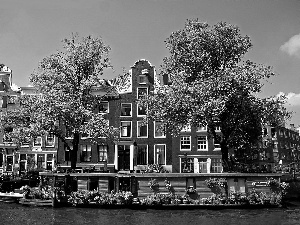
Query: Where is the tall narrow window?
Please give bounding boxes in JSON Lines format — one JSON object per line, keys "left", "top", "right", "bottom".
{"left": 80, "top": 145, "right": 91, "bottom": 162}
{"left": 136, "top": 145, "right": 147, "bottom": 165}
{"left": 137, "top": 104, "right": 146, "bottom": 116}
{"left": 214, "top": 138, "right": 221, "bottom": 150}
{"left": 180, "top": 136, "right": 191, "bottom": 150}
{"left": 98, "top": 145, "right": 108, "bottom": 162}
{"left": 154, "top": 144, "right": 166, "bottom": 165}
{"left": 197, "top": 136, "right": 208, "bottom": 151}
{"left": 45, "top": 134, "right": 55, "bottom": 146}
{"left": 154, "top": 121, "right": 166, "bottom": 138}
{"left": 121, "top": 103, "right": 132, "bottom": 116}
{"left": 137, "top": 88, "right": 148, "bottom": 99}
{"left": 33, "top": 136, "right": 42, "bottom": 147}
{"left": 99, "top": 101, "right": 109, "bottom": 113}
{"left": 65, "top": 145, "right": 72, "bottom": 161}
{"left": 120, "top": 121, "right": 132, "bottom": 138}
{"left": 37, "top": 154, "right": 45, "bottom": 169}
{"left": 137, "top": 121, "right": 148, "bottom": 138}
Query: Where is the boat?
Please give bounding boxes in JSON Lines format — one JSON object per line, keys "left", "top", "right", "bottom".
{"left": 72, "top": 202, "right": 280, "bottom": 210}
{"left": 0, "top": 192, "right": 23, "bottom": 203}
{"left": 18, "top": 198, "right": 53, "bottom": 207}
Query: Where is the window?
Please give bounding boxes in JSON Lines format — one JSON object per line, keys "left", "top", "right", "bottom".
{"left": 137, "top": 88, "right": 148, "bottom": 99}
{"left": 196, "top": 125, "right": 207, "bottom": 132}
{"left": 46, "top": 154, "right": 53, "bottom": 170}
{"left": 197, "top": 136, "right": 208, "bottom": 151}
{"left": 45, "top": 134, "right": 55, "bottom": 146}
{"left": 181, "top": 158, "right": 194, "bottom": 173}
{"left": 215, "top": 125, "right": 221, "bottom": 131}
{"left": 65, "top": 145, "right": 72, "bottom": 161}
{"left": 3, "top": 126, "right": 13, "bottom": 143}
{"left": 19, "top": 154, "right": 26, "bottom": 172}
{"left": 137, "top": 121, "right": 148, "bottom": 138}
{"left": 98, "top": 145, "right": 107, "bottom": 162}
{"left": 154, "top": 121, "right": 166, "bottom": 138}
{"left": 33, "top": 137, "right": 42, "bottom": 147}
{"left": 99, "top": 101, "right": 109, "bottom": 113}
{"left": 139, "top": 75, "right": 147, "bottom": 84}
{"left": 66, "top": 127, "right": 73, "bottom": 139}
{"left": 80, "top": 145, "right": 91, "bottom": 162}
{"left": 181, "top": 124, "right": 191, "bottom": 132}
{"left": 136, "top": 145, "right": 147, "bottom": 165}
{"left": 0, "top": 152, "right": 3, "bottom": 167}
{"left": 137, "top": 104, "right": 146, "bottom": 116}
{"left": 214, "top": 138, "right": 221, "bottom": 150}
{"left": 120, "top": 121, "right": 132, "bottom": 138}
{"left": 6, "top": 156, "right": 13, "bottom": 171}
{"left": 211, "top": 158, "right": 222, "bottom": 173}
{"left": 37, "top": 154, "right": 45, "bottom": 169}
{"left": 121, "top": 103, "right": 132, "bottom": 116}
{"left": 154, "top": 144, "right": 166, "bottom": 165}
{"left": 180, "top": 136, "right": 191, "bottom": 150}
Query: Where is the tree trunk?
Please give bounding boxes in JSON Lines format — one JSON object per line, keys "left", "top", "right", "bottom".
{"left": 71, "top": 132, "right": 80, "bottom": 170}
{"left": 221, "top": 141, "right": 229, "bottom": 172}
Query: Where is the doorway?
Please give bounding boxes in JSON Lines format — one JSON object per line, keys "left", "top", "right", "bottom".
{"left": 118, "top": 145, "right": 130, "bottom": 171}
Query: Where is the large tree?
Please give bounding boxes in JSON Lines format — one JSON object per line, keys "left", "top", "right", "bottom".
{"left": 141, "top": 19, "right": 290, "bottom": 171}
{"left": 1, "top": 34, "right": 119, "bottom": 170}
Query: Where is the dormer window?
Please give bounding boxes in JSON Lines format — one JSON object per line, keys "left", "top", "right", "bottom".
{"left": 139, "top": 75, "right": 147, "bottom": 84}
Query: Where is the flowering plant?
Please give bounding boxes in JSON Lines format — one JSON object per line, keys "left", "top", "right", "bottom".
{"left": 148, "top": 179, "right": 160, "bottom": 193}
{"left": 186, "top": 186, "right": 197, "bottom": 194}
{"left": 205, "top": 178, "right": 227, "bottom": 189}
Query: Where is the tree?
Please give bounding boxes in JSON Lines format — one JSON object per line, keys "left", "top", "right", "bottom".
{"left": 141, "top": 19, "right": 290, "bottom": 171}
{"left": 0, "top": 34, "right": 119, "bottom": 170}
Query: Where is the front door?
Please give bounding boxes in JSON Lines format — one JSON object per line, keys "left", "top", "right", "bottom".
{"left": 118, "top": 145, "right": 130, "bottom": 170}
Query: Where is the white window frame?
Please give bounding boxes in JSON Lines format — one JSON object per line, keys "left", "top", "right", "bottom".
{"left": 154, "top": 121, "right": 166, "bottom": 138}
{"left": 80, "top": 144, "right": 92, "bottom": 162}
{"left": 213, "top": 138, "right": 221, "bottom": 151}
{"left": 197, "top": 136, "right": 208, "bottom": 151}
{"left": 154, "top": 144, "right": 166, "bottom": 165}
{"left": 120, "top": 121, "right": 132, "bottom": 138}
{"left": 138, "top": 74, "right": 147, "bottom": 84}
{"left": 137, "top": 87, "right": 148, "bottom": 100}
{"left": 180, "top": 136, "right": 191, "bottom": 151}
{"left": 136, "top": 144, "right": 148, "bottom": 165}
{"left": 98, "top": 144, "right": 108, "bottom": 162}
{"left": 33, "top": 136, "right": 42, "bottom": 147}
{"left": 120, "top": 103, "right": 132, "bottom": 117}
{"left": 181, "top": 124, "right": 191, "bottom": 132}
{"left": 45, "top": 134, "right": 55, "bottom": 147}
{"left": 99, "top": 101, "right": 109, "bottom": 114}
{"left": 137, "top": 103, "right": 147, "bottom": 117}
{"left": 196, "top": 125, "right": 207, "bottom": 132}
{"left": 137, "top": 121, "right": 148, "bottom": 138}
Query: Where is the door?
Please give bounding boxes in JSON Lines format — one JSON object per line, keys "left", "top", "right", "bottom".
{"left": 118, "top": 145, "right": 130, "bottom": 170}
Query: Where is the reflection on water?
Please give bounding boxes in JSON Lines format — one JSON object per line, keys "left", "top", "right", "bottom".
{"left": 1, "top": 202, "right": 300, "bottom": 225}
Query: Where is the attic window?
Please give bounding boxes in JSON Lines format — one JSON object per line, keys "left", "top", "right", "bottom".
{"left": 139, "top": 75, "right": 147, "bottom": 84}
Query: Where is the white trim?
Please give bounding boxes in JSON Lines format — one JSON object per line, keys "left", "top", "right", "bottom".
{"left": 45, "top": 134, "right": 55, "bottom": 147}
{"left": 154, "top": 121, "right": 166, "bottom": 138}
{"left": 137, "top": 121, "right": 148, "bottom": 138}
{"left": 154, "top": 144, "right": 166, "bottom": 165}
{"left": 120, "top": 121, "right": 132, "bottom": 138}
{"left": 120, "top": 103, "right": 132, "bottom": 117}
{"left": 197, "top": 135, "right": 208, "bottom": 151}
{"left": 99, "top": 101, "right": 109, "bottom": 114}
{"left": 137, "top": 103, "right": 147, "bottom": 117}
{"left": 130, "top": 145, "right": 134, "bottom": 170}
{"left": 136, "top": 144, "right": 148, "bottom": 166}
{"left": 137, "top": 87, "right": 148, "bottom": 100}
{"left": 180, "top": 135, "right": 191, "bottom": 151}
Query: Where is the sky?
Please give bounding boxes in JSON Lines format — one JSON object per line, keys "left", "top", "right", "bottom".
{"left": 0, "top": 0, "right": 300, "bottom": 126}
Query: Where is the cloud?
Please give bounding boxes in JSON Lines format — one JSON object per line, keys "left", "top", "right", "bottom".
{"left": 280, "top": 33, "right": 300, "bottom": 58}
{"left": 277, "top": 92, "right": 300, "bottom": 106}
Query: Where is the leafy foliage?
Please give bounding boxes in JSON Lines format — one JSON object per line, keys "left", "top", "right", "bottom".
{"left": 0, "top": 34, "right": 119, "bottom": 169}
{"left": 140, "top": 19, "right": 290, "bottom": 168}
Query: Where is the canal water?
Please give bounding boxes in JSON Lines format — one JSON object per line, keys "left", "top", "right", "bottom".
{"left": 1, "top": 202, "right": 300, "bottom": 225}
